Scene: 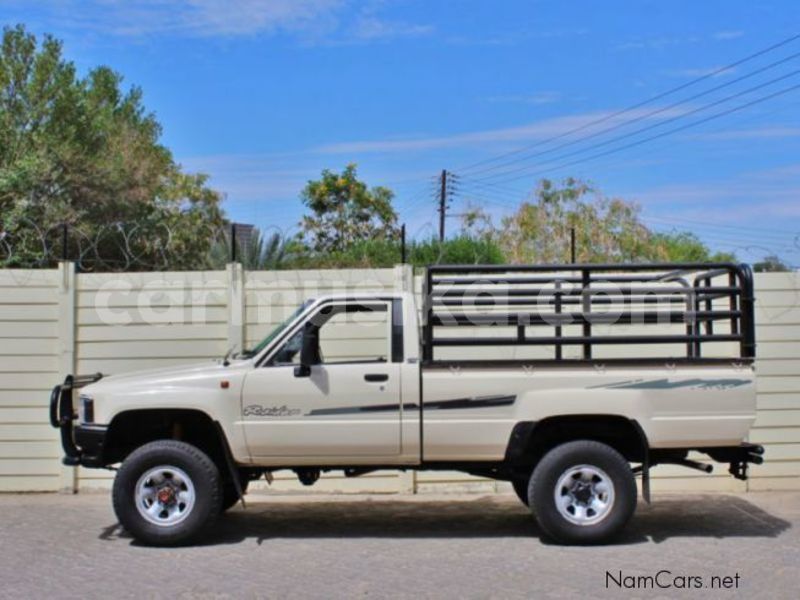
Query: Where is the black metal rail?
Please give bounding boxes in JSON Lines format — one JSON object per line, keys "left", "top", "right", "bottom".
{"left": 421, "top": 262, "right": 756, "bottom": 365}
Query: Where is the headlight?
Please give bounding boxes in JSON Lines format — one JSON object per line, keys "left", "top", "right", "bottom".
{"left": 78, "top": 395, "right": 94, "bottom": 423}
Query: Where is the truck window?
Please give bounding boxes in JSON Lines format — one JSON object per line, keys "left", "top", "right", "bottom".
{"left": 270, "top": 329, "right": 304, "bottom": 365}
{"left": 246, "top": 300, "right": 313, "bottom": 358}
{"left": 268, "top": 302, "right": 391, "bottom": 366}
{"left": 318, "top": 304, "right": 390, "bottom": 364}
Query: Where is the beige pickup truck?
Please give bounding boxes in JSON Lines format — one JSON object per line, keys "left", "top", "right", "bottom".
{"left": 51, "top": 262, "right": 763, "bottom": 546}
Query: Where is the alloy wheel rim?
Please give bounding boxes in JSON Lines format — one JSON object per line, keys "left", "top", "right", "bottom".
{"left": 135, "top": 465, "right": 196, "bottom": 527}
{"left": 554, "top": 464, "right": 615, "bottom": 526}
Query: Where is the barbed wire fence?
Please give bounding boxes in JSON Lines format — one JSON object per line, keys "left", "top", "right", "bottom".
{"left": 2, "top": 216, "right": 798, "bottom": 272}
{"left": 0, "top": 219, "right": 415, "bottom": 272}
{"left": 0, "top": 218, "right": 239, "bottom": 272}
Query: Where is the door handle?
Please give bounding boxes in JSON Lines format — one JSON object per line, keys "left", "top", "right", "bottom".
{"left": 364, "top": 374, "right": 389, "bottom": 383}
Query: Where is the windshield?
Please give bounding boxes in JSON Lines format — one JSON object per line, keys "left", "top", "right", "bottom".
{"left": 239, "top": 300, "right": 313, "bottom": 359}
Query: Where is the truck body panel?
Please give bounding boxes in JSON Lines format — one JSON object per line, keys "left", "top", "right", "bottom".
{"left": 421, "top": 364, "right": 756, "bottom": 461}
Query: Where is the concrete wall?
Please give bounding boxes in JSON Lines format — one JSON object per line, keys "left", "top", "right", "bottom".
{"left": 0, "top": 265, "right": 797, "bottom": 493}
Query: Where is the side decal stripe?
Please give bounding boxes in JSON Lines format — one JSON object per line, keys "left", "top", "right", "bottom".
{"left": 307, "top": 395, "right": 516, "bottom": 417}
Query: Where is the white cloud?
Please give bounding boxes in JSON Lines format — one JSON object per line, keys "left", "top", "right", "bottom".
{"left": 12, "top": 0, "right": 433, "bottom": 42}
{"left": 616, "top": 35, "right": 701, "bottom": 51}
{"left": 180, "top": 152, "right": 316, "bottom": 200}
{"left": 629, "top": 179, "right": 800, "bottom": 211}
{"left": 713, "top": 30, "right": 745, "bottom": 40}
{"left": 485, "top": 91, "right": 563, "bottom": 105}
{"left": 47, "top": 0, "right": 346, "bottom": 37}
{"left": 446, "top": 28, "right": 588, "bottom": 47}
{"left": 747, "top": 162, "right": 800, "bottom": 179}
{"left": 349, "top": 16, "right": 433, "bottom": 41}
{"left": 617, "top": 30, "right": 744, "bottom": 52}
{"left": 313, "top": 107, "right": 690, "bottom": 155}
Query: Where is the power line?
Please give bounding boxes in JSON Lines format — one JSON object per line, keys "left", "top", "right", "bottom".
{"left": 398, "top": 178, "right": 440, "bottom": 210}
{"left": 646, "top": 224, "right": 798, "bottom": 249}
{"left": 466, "top": 50, "right": 800, "bottom": 179}
{"left": 456, "top": 174, "right": 530, "bottom": 196}
{"left": 454, "top": 192, "right": 519, "bottom": 212}
{"left": 456, "top": 32, "right": 800, "bottom": 174}
{"left": 472, "top": 68, "right": 800, "bottom": 184}
{"left": 450, "top": 187, "right": 526, "bottom": 211}
{"left": 644, "top": 214, "right": 800, "bottom": 237}
{"left": 475, "top": 80, "right": 800, "bottom": 186}
{"left": 524, "top": 91, "right": 800, "bottom": 185}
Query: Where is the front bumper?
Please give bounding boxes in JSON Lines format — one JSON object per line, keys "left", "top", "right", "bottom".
{"left": 49, "top": 374, "right": 106, "bottom": 468}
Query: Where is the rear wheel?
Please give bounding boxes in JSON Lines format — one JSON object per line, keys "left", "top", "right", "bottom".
{"left": 112, "top": 440, "right": 222, "bottom": 546}
{"left": 529, "top": 440, "right": 636, "bottom": 545}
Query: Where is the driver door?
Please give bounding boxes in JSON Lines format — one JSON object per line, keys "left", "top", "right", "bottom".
{"left": 241, "top": 300, "right": 402, "bottom": 462}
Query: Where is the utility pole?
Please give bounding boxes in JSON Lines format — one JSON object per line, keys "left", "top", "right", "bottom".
{"left": 438, "top": 169, "right": 448, "bottom": 242}
{"left": 400, "top": 223, "right": 406, "bottom": 263}
{"left": 570, "top": 227, "right": 576, "bottom": 263}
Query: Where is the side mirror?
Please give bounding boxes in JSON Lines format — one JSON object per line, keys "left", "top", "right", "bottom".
{"left": 294, "top": 323, "right": 318, "bottom": 378}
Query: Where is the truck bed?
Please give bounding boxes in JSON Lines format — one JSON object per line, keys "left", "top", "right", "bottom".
{"left": 421, "top": 363, "right": 756, "bottom": 461}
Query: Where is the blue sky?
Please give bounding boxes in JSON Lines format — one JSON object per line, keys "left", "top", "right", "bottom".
{"left": 3, "top": 0, "right": 800, "bottom": 265}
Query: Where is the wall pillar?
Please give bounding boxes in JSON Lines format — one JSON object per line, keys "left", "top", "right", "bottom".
{"left": 393, "top": 263, "right": 413, "bottom": 293}
{"left": 226, "top": 263, "right": 246, "bottom": 353}
{"left": 57, "top": 261, "right": 77, "bottom": 493}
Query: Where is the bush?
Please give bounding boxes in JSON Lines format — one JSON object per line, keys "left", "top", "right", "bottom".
{"left": 277, "top": 235, "right": 506, "bottom": 269}
{"left": 408, "top": 235, "right": 506, "bottom": 266}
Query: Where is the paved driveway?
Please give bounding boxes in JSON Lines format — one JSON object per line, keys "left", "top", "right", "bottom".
{"left": 0, "top": 491, "right": 797, "bottom": 599}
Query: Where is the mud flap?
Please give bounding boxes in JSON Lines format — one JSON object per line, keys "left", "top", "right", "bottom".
{"left": 213, "top": 421, "right": 246, "bottom": 509}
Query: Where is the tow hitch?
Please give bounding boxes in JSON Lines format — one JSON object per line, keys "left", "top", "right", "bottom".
{"left": 649, "top": 443, "right": 765, "bottom": 482}
{"left": 722, "top": 443, "right": 765, "bottom": 480}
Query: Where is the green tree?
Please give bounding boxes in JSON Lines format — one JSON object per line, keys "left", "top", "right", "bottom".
{"left": 209, "top": 228, "right": 297, "bottom": 270}
{"left": 472, "top": 178, "right": 738, "bottom": 265}
{"left": 293, "top": 238, "right": 401, "bottom": 269}
{"left": 753, "top": 254, "right": 791, "bottom": 272}
{"left": 279, "top": 235, "right": 505, "bottom": 269}
{"left": 491, "top": 178, "right": 653, "bottom": 263}
{"left": 648, "top": 231, "right": 736, "bottom": 263}
{"left": 0, "top": 25, "right": 224, "bottom": 270}
{"left": 299, "top": 164, "right": 399, "bottom": 253}
{"left": 408, "top": 235, "right": 505, "bottom": 266}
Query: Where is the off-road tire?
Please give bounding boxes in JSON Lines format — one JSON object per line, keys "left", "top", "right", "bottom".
{"left": 529, "top": 440, "right": 636, "bottom": 545}
{"left": 112, "top": 440, "right": 222, "bottom": 546}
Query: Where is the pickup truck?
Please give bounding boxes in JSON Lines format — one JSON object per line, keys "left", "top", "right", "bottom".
{"left": 50, "top": 262, "right": 764, "bottom": 546}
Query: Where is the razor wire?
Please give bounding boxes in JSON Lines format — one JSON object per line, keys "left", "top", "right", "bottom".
{"left": 0, "top": 218, "right": 242, "bottom": 272}
{"left": 1, "top": 217, "right": 798, "bottom": 272}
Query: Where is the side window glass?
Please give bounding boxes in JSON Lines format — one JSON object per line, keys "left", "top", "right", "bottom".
{"left": 319, "top": 304, "right": 389, "bottom": 364}
{"left": 270, "top": 329, "right": 303, "bottom": 365}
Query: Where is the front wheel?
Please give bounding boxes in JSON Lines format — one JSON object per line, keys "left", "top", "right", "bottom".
{"left": 112, "top": 440, "right": 222, "bottom": 546}
{"left": 529, "top": 440, "right": 637, "bottom": 545}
